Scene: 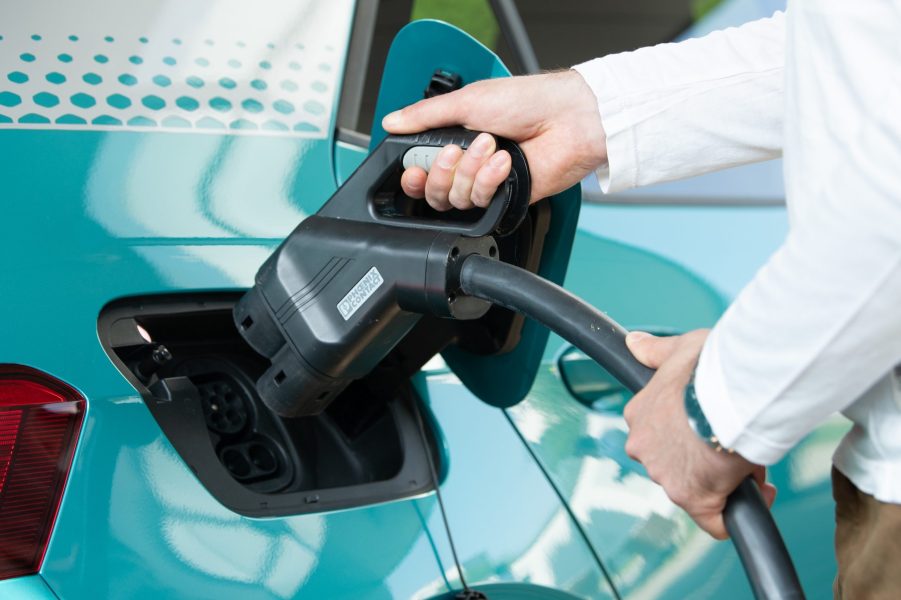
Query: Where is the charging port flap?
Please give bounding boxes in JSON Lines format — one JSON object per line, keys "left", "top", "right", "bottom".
{"left": 370, "top": 21, "right": 581, "bottom": 408}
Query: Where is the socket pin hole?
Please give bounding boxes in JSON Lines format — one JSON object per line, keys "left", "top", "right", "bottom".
{"left": 451, "top": 246, "right": 459, "bottom": 258}
{"left": 488, "top": 246, "right": 497, "bottom": 258}
{"left": 241, "top": 315, "right": 254, "bottom": 329}
{"left": 223, "top": 449, "right": 251, "bottom": 478}
{"left": 274, "top": 371, "right": 286, "bottom": 385}
{"left": 249, "top": 443, "right": 277, "bottom": 472}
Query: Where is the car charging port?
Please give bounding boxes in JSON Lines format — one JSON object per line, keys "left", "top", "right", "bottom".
{"left": 220, "top": 439, "right": 281, "bottom": 483}
{"left": 197, "top": 374, "right": 250, "bottom": 437}
{"left": 98, "top": 293, "right": 439, "bottom": 517}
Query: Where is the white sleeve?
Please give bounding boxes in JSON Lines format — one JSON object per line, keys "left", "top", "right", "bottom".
{"left": 572, "top": 12, "right": 785, "bottom": 193}
{"left": 694, "top": 3, "right": 901, "bottom": 465}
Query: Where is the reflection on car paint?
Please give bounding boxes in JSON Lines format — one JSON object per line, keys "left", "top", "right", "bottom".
{"left": 508, "top": 229, "right": 847, "bottom": 599}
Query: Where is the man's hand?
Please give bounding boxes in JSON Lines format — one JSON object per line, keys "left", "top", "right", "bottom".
{"left": 381, "top": 70, "right": 606, "bottom": 211}
{"left": 624, "top": 330, "right": 777, "bottom": 539}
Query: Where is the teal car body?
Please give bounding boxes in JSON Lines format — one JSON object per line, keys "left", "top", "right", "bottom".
{"left": 0, "top": 1, "right": 839, "bottom": 598}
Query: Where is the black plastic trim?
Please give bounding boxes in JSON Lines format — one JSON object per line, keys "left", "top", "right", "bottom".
{"left": 488, "top": 0, "right": 540, "bottom": 75}
{"left": 97, "top": 293, "right": 438, "bottom": 518}
{"left": 336, "top": 0, "right": 379, "bottom": 133}
{"left": 336, "top": 127, "right": 371, "bottom": 149}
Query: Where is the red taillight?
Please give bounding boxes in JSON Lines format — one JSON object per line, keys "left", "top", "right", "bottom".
{"left": 0, "top": 365, "right": 84, "bottom": 580}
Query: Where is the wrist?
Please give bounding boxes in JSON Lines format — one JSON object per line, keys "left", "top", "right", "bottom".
{"left": 564, "top": 69, "right": 608, "bottom": 168}
{"left": 684, "top": 369, "right": 735, "bottom": 455}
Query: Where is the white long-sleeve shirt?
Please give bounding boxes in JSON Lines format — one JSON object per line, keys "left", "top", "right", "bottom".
{"left": 574, "top": 1, "right": 901, "bottom": 503}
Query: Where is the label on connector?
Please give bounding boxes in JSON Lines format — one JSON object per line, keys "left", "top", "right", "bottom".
{"left": 337, "top": 267, "right": 384, "bottom": 321}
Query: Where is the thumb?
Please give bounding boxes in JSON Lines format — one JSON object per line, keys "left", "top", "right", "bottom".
{"left": 382, "top": 90, "right": 468, "bottom": 134}
{"left": 695, "top": 511, "right": 729, "bottom": 541}
{"left": 625, "top": 331, "right": 679, "bottom": 369}
{"left": 751, "top": 466, "right": 778, "bottom": 508}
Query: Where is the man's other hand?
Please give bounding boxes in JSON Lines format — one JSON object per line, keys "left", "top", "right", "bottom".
{"left": 381, "top": 70, "right": 606, "bottom": 211}
{"left": 624, "top": 330, "right": 777, "bottom": 539}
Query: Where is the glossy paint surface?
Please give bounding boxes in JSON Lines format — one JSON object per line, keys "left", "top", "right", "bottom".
{"left": 0, "top": 134, "right": 608, "bottom": 599}
{"left": 418, "top": 371, "right": 615, "bottom": 599}
{"left": 506, "top": 209, "right": 844, "bottom": 598}
{"left": 0, "top": 3, "right": 838, "bottom": 598}
{"left": 0, "top": 576, "right": 56, "bottom": 599}
{"left": 0, "top": 11, "right": 606, "bottom": 600}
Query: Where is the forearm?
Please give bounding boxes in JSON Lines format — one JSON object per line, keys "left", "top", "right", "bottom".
{"left": 574, "top": 12, "right": 785, "bottom": 192}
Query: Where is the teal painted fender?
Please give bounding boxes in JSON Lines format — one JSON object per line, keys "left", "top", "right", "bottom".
{"left": 0, "top": 577, "right": 57, "bottom": 599}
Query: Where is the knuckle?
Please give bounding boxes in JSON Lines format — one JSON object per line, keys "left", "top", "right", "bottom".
{"left": 698, "top": 517, "right": 728, "bottom": 540}
{"left": 401, "top": 170, "right": 424, "bottom": 194}
{"left": 426, "top": 173, "right": 451, "bottom": 196}
{"left": 446, "top": 183, "right": 470, "bottom": 209}
{"left": 425, "top": 185, "right": 449, "bottom": 208}
{"left": 472, "top": 187, "right": 492, "bottom": 208}
{"left": 447, "top": 193, "right": 471, "bottom": 210}
{"left": 624, "top": 436, "right": 640, "bottom": 461}
{"left": 474, "top": 173, "right": 500, "bottom": 200}
{"left": 436, "top": 145, "right": 461, "bottom": 169}
{"left": 401, "top": 102, "right": 423, "bottom": 122}
{"left": 459, "top": 152, "right": 482, "bottom": 174}
{"left": 666, "top": 485, "right": 689, "bottom": 508}
{"left": 425, "top": 186, "right": 449, "bottom": 205}
{"left": 471, "top": 195, "right": 488, "bottom": 209}
{"left": 426, "top": 196, "right": 451, "bottom": 212}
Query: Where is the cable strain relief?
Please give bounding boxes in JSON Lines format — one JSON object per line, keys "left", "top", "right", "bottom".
{"left": 423, "top": 234, "right": 498, "bottom": 319}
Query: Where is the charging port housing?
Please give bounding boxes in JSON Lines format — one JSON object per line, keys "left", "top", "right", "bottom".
{"left": 98, "top": 294, "right": 438, "bottom": 517}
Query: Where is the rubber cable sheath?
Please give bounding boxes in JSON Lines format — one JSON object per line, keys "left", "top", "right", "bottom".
{"left": 460, "top": 254, "right": 804, "bottom": 600}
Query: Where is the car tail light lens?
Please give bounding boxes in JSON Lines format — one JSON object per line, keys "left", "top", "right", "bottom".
{"left": 0, "top": 365, "right": 84, "bottom": 580}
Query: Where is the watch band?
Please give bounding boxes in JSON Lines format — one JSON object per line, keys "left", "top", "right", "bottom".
{"left": 684, "top": 371, "right": 734, "bottom": 454}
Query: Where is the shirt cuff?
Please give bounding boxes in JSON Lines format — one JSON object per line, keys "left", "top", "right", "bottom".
{"left": 571, "top": 60, "right": 639, "bottom": 194}
{"left": 695, "top": 327, "right": 794, "bottom": 465}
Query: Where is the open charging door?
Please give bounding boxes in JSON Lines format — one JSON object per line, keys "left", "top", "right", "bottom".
{"left": 369, "top": 20, "right": 580, "bottom": 408}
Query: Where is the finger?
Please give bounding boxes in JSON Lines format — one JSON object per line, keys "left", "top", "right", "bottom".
{"left": 760, "top": 482, "right": 778, "bottom": 508}
{"left": 623, "top": 430, "right": 639, "bottom": 461}
{"left": 401, "top": 167, "right": 427, "bottom": 199}
{"left": 751, "top": 466, "right": 778, "bottom": 508}
{"left": 695, "top": 512, "right": 729, "bottom": 541}
{"left": 625, "top": 332, "right": 680, "bottom": 369}
{"left": 424, "top": 145, "right": 462, "bottom": 211}
{"left": 447, "top": 133, "right": 495, "bottom": 210}
{"left": 751, "top": 465, "right": 767, "bottom": 489}
{"left": 382, "top": 91, "right": 468, "bottom": 134}
{"left": 472, "top": 150, "right": 512, "bottom": 208}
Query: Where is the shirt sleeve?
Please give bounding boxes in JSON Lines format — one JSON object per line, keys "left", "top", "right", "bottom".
{"left": 572, "top": 11, "right": 785, "bottom": 193}
{"left": 693, "top": 2, "right": 901, "bottom": 465}
{"left": 576, "top": 4, "right": 901, "bottom": 467}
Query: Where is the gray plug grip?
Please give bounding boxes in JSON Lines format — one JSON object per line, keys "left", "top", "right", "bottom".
{"left": 402, "top": 146, "right": 442, "bottom": 172}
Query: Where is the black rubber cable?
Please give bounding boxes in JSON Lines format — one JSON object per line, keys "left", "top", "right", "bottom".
{"left": 460, "top": 254, "right": 805, "bottom": 600}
